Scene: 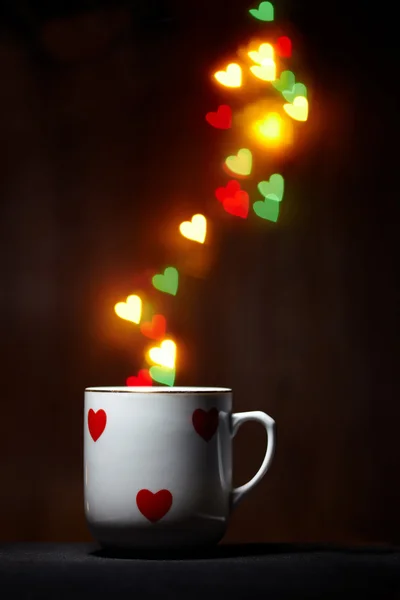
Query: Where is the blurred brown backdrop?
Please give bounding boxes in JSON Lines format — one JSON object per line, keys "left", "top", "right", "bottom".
{"left": 0, "top": 0, "right": 399, "bottom": 544}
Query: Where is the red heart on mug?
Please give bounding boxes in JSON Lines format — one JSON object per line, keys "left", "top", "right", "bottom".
{"left": 88, "top": 409, "right": 107, "bottom": 442}
{"left": 140, "top": 315, "right": 166, "bottom": 340}
{"left": 192, "top": 408, "right": 219, "bottom": 442}
{"left": 136, "top": 489, "right": 173, "bottom": 523}
{"left": 126, "top": 369, "right": 153, "bottom": 387}
{"left": 215, "top": 180, "right": 241, "bottom": 203}
{"left": 206, "top": 105, "right": 232, "bottom": 129}
{"left": 223, "top": 190, "right": 249, "bottom": 219}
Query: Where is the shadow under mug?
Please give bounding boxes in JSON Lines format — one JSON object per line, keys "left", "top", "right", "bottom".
{"left": 84, "top": 386, "right": 276, "bottom": 549}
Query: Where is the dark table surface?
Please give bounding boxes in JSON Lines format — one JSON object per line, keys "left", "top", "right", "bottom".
{"left": 1, "top": 543, "right": 400, "bottom": 599}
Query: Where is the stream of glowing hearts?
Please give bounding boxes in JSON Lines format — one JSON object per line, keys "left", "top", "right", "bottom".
{"left": 112, "top": 3, "right": 310, "bottom": 386}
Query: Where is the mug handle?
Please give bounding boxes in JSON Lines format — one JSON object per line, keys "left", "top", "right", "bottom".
{"left": 230, "top": 411, "right": 276, "bottom": 508}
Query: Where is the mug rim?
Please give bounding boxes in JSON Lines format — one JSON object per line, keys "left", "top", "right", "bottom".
{"left": 85, "top": 386, "right": 232, "bottom": 394}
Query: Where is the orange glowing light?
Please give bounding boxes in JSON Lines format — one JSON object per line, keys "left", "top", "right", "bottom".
{"left": 179, "top": 214, "right": 207, "bottom": 244}
{"left": 254, "top": 113, "right": 282, "bottom": 141}
{"left": 148, "top": 340, "right": 177, "bottom": 369}
{"left": 234, "top": 99, "right": 294, "bottom": 149}
{"left": 114, "top": 295, "right": 142, "bottom": 324}
{"left": 214, "top": 63, "right": 242, "bottom": 88}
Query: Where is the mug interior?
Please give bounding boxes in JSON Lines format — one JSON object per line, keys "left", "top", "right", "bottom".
{"left": 85, "top": 387, "right": 232, "bottom": 393}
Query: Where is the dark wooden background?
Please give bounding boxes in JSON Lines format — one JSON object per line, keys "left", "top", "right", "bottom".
{"left": 0, "top": 0, "right": 399, "bottom": 544}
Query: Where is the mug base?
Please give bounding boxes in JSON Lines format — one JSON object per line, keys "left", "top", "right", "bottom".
{"left": 87, "top": 519, "right": 226, "bottom": 551}
{"left": 96, "top": 540, "right": 222, "bottom": 559}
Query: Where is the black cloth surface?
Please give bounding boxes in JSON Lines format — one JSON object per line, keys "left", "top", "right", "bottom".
{"left": 1, "top": 543, "right": 400, "bottom": 599}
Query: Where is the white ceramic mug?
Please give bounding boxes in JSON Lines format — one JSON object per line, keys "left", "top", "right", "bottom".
{"left": 84, "top": 386, "right": 276, "bottom": 549}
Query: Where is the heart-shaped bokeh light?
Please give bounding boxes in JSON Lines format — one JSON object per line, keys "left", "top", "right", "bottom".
{"left": 276, "top": 36, "right": 292, "bottom": 58}
{"left": 140, "top": 315, "right": 167, "bottom": 341}
{"left": 272, "top": 70, "right": 295, "bottom": 93}
{"left": 258, "top": 174, "right": 285, "bottom": 202}
{"left": 214, "top": 63, "right": 242, "bottom": 88}
{"left": 282, "top": 83, "right": 307, "bottom": 103}
{"left": 152, "top": 267, "right": 179, "bottom": 296}
{"left": 149, "top": 366, "right": 176, "bottom": 387}
{"left": 250, "top": 61, "right": 276, "bottom": 82}
{"left": 222, "top": 190, "right": 250, "bottom": 219}
{"left": 126, "top": 370, "right": 153, "bottom": 387}
{"left": 179, "top": 214, "right": 207, "bottom": 244}
{"left": 148, "top": 340, "right": 177, "bottom": 369}
{"left": 114, "top": 295, "right": 142, "bottom": 324}
{"left": 205, "top": 105, "right": 232, "bottom": 129}
{"left": 225, "top": 148, "right": 252, "bottom": 176}
{"left": 253, "top": 197, "right": 281, "bottom": 222}
{"left": 215, "top": 180, "right": 242, "bottom": 202}
{"left": 248, "top": 43, "right": 274, "bottom": 65}
{"left": 249, "top": 1, "right": 274, "bottom": 21}
{"left": 283, "top": 96, "right": 309, "bottom": 121}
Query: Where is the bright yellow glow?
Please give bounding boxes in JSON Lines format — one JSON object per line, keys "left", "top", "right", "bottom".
{"left": 237, "top": 99, "right": 294, "bottom": 149}
{"left": 148, "top": 340, "right": 177, "bottom": 369}
{"left": 179, "top": 214, "right": 207, "bottom": 244}
{"left": 250, "top": 60, "right": 276, "bottom": 82}
{"left": 114, "top": 295, "right": 142, "bottom": 324}
{"left": 254, "top": 113, "right": 282, "bottom": 141}
{"left": 283, "top": 96, "right": 309, "bottom": 121}
{"left": 214, "top": 63, "right": 242, "bottom": 88}
{"left": 248, "top": 43, "right": 274, "bottom": 64}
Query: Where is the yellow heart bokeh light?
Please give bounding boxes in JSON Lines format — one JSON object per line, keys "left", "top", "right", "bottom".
{"left": 214, "top": 63, "right": 242, "bottom": 88}
{"left": 248, "top": 43, "right": 274, "bottom": 64}
{"left": 148, "top": 340, "right": 177, "bottom": 369}
{"left": 179, "top": 214, "right": 207, "bottom": 244}
{"left": 114, "top": 295, "right": 142, "bottom": 324}
{"left": 283, "top": 96, "right": 309, "bottom": 121}
{"left": 225, "top": 148, "right": 253, "bottom": 176}
{"left": 250, "top": 60, "right": 276, "bottom": 82}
